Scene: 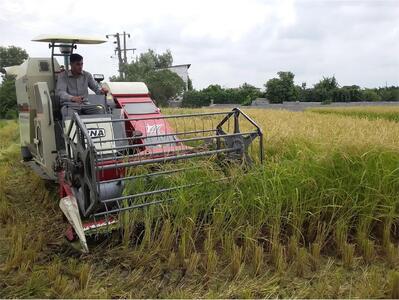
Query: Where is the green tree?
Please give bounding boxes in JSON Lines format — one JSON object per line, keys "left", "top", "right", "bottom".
{"left": 377, "top": 87, "right": 399, "bottom": 101}
{"left": 265, "top": 71, "right": 298, "bottom": 103}
{"left": 0, "top": 46, "right": 28, "bottom": 71}
{"left": 182, "top": 83, "right": 262, "bottom": 107}
{"left": 0, "top": 46, "right": 29, "bottom": 118}
{"left": 113, "top": 49, "right": 184, "bottom": 106}
{"left": 201, "top": 84, "right": 226, "bottom": 104}
{"left": 313, "top": 76, "right": 338, "bottom": 102}
{"left": 314, "top": 76, "right": 338, "bottom": 91}
{"left": 116, "top": 49, "right": 174, "bottom": 81}
{"left": 295, "top": 83, "right": 306, "bottom": 102}
{"left": 236, "top": 83, "right": 262, "bottom": 105}
{"left": 361, "top": 89, "right": 381, "bottom": 102}
{"left": 145, "top": 70, "right": 185, "bottom": 106}
{"left": 187, "top": 76, "right": 193, "bottom": 91}
{"left": 0, "top": 75, "right": 18, "bottom": 118}
{"left": 182, "top": 90, "right": 211, "bottom": 107}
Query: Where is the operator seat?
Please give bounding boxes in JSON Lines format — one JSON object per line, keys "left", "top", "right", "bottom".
{"left": 60, "top": 95, "right": 108, "bottom": 119}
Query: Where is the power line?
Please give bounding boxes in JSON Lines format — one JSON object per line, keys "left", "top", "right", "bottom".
{"left": 106, "top": 32, "right": 136, "bottom": 79}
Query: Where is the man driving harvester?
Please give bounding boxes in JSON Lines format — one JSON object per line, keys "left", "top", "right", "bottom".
{"left": 56, "top": 53, "right": 108, "bottom": 117}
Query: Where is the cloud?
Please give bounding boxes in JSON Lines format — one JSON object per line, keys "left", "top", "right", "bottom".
{"left": 0, "top": 0, "right": 398, "bottom": 89}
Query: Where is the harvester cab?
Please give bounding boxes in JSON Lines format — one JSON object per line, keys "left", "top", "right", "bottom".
{"left": 8, "top": 34, "right": 264, "bottom": 253}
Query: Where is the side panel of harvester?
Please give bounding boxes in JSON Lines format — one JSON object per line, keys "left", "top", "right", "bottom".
{"left": 6, "top": 58, "right": 60, "bottom": 180}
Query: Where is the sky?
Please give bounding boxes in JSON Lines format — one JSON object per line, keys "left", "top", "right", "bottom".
{"left": 0, "top": 0, "right": 398, "bottom": 89}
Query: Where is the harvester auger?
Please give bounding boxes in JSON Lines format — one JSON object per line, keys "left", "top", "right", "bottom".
{"left": 6, "top": 35, "right": 263, "bottom": 252}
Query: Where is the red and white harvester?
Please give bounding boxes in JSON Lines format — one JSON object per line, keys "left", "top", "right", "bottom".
{"left": 6, "top": 35, "right": 263, "bottom": 252}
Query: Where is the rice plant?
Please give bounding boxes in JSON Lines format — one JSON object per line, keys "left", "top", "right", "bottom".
{"left": 1, "top": 107, "right": 399, "bottom": 298}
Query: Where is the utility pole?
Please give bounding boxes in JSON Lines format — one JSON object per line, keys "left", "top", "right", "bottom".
{"left": 106, "top": 33, "right": 123, "bottom": 78}
{"left": 123, "top": 31, "right": 129, "bottom": 64}
{"left": 107, "top": 32, "right": 136, "bottom": 79}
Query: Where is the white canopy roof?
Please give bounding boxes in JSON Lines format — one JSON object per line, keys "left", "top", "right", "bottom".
{"left": 103, "top": 82, "right": 149, "bottom": 95}
{"left": 32, "top": 34, "right": 106, "bottom": 44}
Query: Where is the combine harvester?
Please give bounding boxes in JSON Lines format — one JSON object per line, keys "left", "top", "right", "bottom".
{"left": 6, "top": 35, "right": 263, "bottom": 252}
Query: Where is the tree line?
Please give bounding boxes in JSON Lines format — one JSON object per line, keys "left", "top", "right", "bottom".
{"left": 265, "top": 71, "right": 399, "bottom": 104}
{"left": 183, "top": 71, "right": 399, "bottom": 107}
{"left": 182, "top": 83, "right": 262, "bottom": 107}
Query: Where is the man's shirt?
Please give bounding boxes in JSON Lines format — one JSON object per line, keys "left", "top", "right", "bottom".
{"left": 56, "top": 70, "right": 101, "bottom": 105}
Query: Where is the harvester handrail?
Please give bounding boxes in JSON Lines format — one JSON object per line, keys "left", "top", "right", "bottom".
{"left": 102, "top": 181, "right": 206, "bottom": 203}
{"left": 234, "top": 108, "right": 263, "bottom": 133}
{"left": 83, "top": 110, "right": 235, "bottom": 124}
{"left": 96, "top": 147, "right": 238, "bottom": 171}
{"left": 99, "top": 166, "right": 198, "bottom": 184}
{"left": 98, "top": 177, "right": 230, "bottom": 210}
{"left": 92, "top": 129, "right": 217, "bottom": 144}
{"left": 231, "top": 108, "right": 264, "bottom": 163}
{"left": 95, "top": 130, "right": 257, "bottom": 152}
{"left": 93, "top": 198, "right": 174, "bottom": 217}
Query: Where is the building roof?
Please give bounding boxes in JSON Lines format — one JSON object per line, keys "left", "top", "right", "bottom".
{"left": 156, "top": 64, "right": 191, "bottom": 70}
{"left": 169, "top": 64, "right": 191, "bottom": 69}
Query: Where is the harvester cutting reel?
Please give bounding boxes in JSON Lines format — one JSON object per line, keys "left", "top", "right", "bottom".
{"left": 60, "top": 108, "right": 263, "bottom": 252}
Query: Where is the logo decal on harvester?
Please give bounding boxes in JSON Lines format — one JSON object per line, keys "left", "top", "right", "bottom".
{"left": 146, "top": 124, "right": 163, "bottom": 135}
{"left": 87, "top": 128, "right": 106, "bottom": 138}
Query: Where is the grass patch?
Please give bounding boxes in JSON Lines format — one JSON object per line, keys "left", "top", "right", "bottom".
{"left": 307, "top": 106, "right": 399, "bottom": 122}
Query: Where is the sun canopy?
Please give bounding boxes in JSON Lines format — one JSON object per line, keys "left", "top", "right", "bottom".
{"left": 32, "top": 34, "right": 106, "bottom": 44}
